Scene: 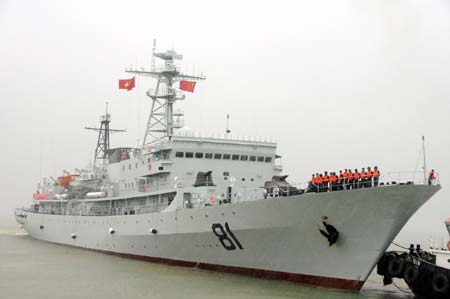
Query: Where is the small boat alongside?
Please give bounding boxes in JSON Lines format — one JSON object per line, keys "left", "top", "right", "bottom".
{"left": 377, "top": 219, "right": 450, "bottom": 298}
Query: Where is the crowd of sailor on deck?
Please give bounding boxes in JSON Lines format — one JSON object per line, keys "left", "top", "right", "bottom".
{"left": 308, "top": 167, "right": 380, "bottom": 193}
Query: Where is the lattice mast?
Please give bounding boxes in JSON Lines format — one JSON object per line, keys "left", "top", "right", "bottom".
{"left": 125, "top": 47, "right": 205, "bottom": 148}
{"left": 85, "top": 102, "right": 125, "bottom": 167}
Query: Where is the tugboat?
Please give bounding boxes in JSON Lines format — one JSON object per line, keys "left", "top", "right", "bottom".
{"left": 377, "top": 219, "right": 450, "bottom": 298}
{"left": 15, "top": 45, "right": 441, "bottom": 292}
{"left": 430, "top": 218, "right": 450, "bottom": 270}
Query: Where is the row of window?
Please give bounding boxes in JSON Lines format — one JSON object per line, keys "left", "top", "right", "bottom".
{"left": 175, "top": 152, "right": 273, "bottom": 163}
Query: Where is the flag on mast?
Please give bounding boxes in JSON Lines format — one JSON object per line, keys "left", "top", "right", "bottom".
{"left": 119, "top": 77, "right": 135, "bottom": 91}
{"left": 179, "top": 80, "right": 196, "bottom": 93}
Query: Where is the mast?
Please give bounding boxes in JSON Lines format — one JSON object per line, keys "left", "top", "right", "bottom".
{"left": 422, "top": 135, "right": 427, "bottom": 185}
{"left": 226, "top": 114, "right": 231, "bottom": 137}
{"left": 125, "top": 47, "right": 206, "bottom": 148}
{"left": 85, "top": 102, "right": 126, "bottom": 168}
{"left": 151, "top": 39, "right": 156, "bottom": 71}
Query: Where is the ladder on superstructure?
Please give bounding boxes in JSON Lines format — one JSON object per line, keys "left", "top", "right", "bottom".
{"left": 125, "top": 47, "right": 205, "bottom": 148}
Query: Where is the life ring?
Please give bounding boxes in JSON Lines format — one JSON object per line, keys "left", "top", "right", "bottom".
{"left": 447, "top": 241, "right": 450, "bottom": 251}
{"left": 387, "top": 257, "right": 404, "bottom": 278}
{"left": 432, "top": 273, "right": 449, "bottom": 294}
{"left": 404, "top": 264, "right": 420, "bottom": 284}
{"left": 210, "top": 196, "right": 216, "bottom": 205}
{"left": 148, "top": 164, "right": 152, "bottom": 171}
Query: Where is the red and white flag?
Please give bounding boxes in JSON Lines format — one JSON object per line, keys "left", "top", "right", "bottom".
{"left": 179, "top": 80, "right": 196, "bottom": 93}
{"left": 119, "top": 77, "right": 135, "bottom": 91}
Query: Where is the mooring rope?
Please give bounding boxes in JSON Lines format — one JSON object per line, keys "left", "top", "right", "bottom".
{"left": 392, "top": 242, "right": 410, "bottom": 250}
{"left": 392, "top": 280, "right": 411, "bottom": 294}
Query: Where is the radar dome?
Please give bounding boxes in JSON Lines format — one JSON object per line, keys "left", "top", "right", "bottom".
{"left": 174, "top": 126, "right": 195, "bottom": 137}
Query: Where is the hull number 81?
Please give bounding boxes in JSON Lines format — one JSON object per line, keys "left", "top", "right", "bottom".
{"left": 212, "top": 222, "right": 243, "bottom": 251}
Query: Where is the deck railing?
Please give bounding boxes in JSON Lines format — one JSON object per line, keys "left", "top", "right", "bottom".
{"left": 287, "top": 171, "right": 440, "bottom": 195}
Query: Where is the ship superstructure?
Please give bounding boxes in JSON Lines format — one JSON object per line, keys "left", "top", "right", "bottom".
{"left": 16, "top": 47, "right": 441, "bottom": 292}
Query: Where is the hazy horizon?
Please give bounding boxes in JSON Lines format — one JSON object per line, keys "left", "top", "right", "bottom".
{"left": 1, "top": 0, "right": 449, "bottom": 244}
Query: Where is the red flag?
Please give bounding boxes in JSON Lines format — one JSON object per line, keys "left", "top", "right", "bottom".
{"left": 179, "top": 80, "right": 196, "bottom": 93}
{"left": 119, "top": 77, "right": 135, "bottom": 91}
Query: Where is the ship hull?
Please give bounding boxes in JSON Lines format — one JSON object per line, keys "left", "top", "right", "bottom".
{"left": 16, "top": 185, "right": 440, "bottom": 291}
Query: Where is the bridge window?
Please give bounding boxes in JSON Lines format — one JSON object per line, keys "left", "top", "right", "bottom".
{"left": 186, "top": 152, "right": 194, "bottom": 158}
{"left": 232, "top": 154, "right": 239, "bottom": 160}
{"left": 257, "top": 156, "right": 264, "bottom": 162}
{"left": 265, "top": 157, "right": 272, "bottom": 163}
{"left": 214, "top": 153, "right": 222, "bottom": 159}
{"left": 250, "top": 156, "right": 256, "bottom": 161}
{"left": 240, "top": 155, "right": 248, "bottom": 161}
{"left": 205, "top": 153, "right": 213, "bottom": 159}
{"left": 223, "top": 154, "right": 231, "bottom": 160}
{"left": 175, "top": 152, "right": 184, "bottom": 158}
{"left": 195, "top": 152, "right": 204, "bottom": 158}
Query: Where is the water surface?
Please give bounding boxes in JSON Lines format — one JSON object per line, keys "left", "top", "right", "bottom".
{"left": 0, "top": 227, "right": 412, "bottom": 299}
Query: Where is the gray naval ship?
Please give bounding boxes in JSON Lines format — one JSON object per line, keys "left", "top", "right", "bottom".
{"left": 15, "top": 47, "right": 441, "bottom": 292}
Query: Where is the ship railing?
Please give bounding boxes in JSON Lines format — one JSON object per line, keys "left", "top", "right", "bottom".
{"left": 383, "top": 171, "right": 440, "bottom": 185}
{"left": 287, "top": 171, "right": 440, "bottom": 195}
{"left": 146, "top": 88, "right": 179, "bottom": 98}
{"left": 153, "top": 65, "right": 178, "bottom": 73}
{"left": 173, "top": 132, "right": 276, "bottom": 144}
{"left": 85, "top": 203, "right": 169, "bottom": 216}
{"left": 116, "top": 182, "right": 173, "bottom": 196}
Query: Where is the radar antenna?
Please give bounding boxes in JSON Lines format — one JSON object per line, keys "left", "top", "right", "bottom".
{"left": 125, "top": 45, "right": 205, "bottom": 148}
{"left": 85, "top": 102, "right": 126, "bottom": 168}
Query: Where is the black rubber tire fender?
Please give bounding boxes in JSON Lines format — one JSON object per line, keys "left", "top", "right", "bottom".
{"left": 387, "top": 257, "right": 404, "bottom": 278}
{"left": 404, "top": 264, "right": 420, "bottom": 285}
{"left": 432, "top": 272, "right": 449, "bottom": 294}
{"left": 377, "top": 252, "right": 396, "bottom": 276}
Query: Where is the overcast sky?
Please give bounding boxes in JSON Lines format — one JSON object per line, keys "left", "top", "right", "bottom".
{"left": 1, "top": 0, "right": 449, "bottom": 242}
